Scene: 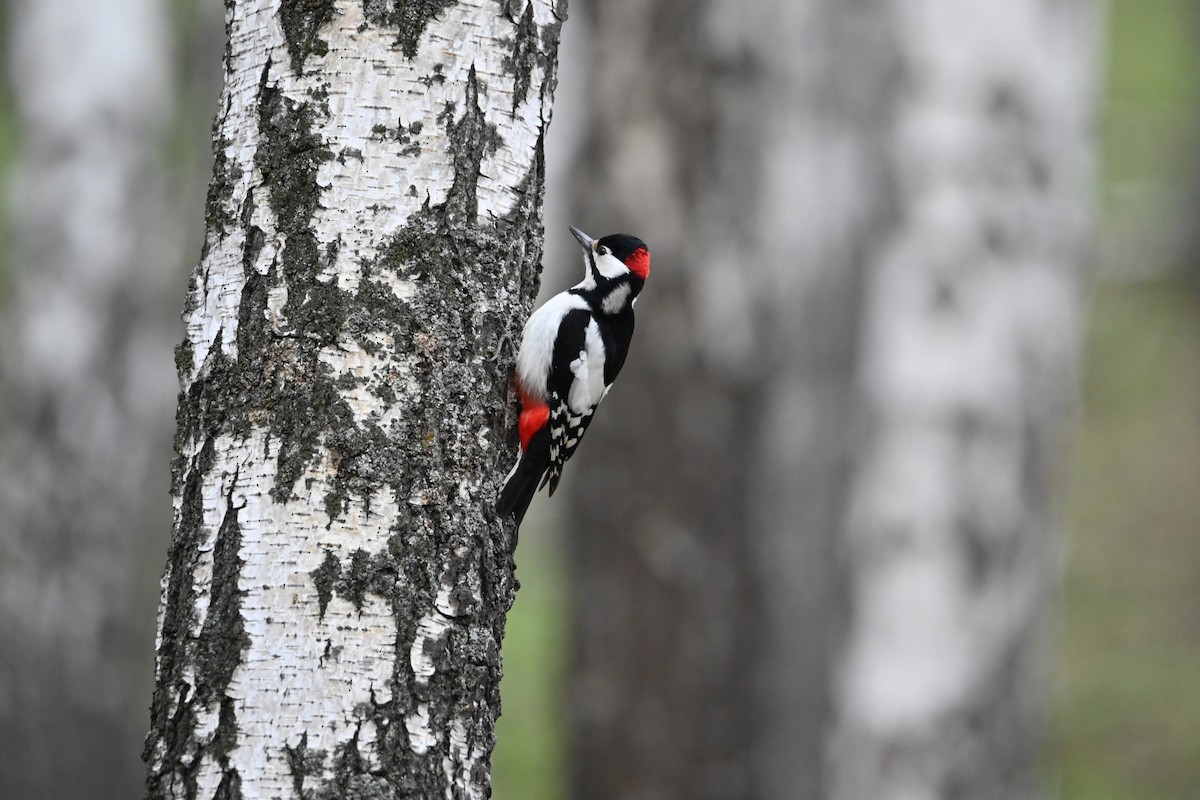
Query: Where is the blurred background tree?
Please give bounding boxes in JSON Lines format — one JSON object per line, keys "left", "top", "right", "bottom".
{"left": 0, "top": 0, "right": 220, "bottom": 797}
{"left": 498, "top": 1, "right": 1200, "bottom": 799}
{"left": 0, "top": 1, "right": 1197, "bottom": 799}
{"left": 559, "top": 1, "right": 887, "bottom": 797}
{"left": 556, "top": 1, "right": 1093, "bottom": 799}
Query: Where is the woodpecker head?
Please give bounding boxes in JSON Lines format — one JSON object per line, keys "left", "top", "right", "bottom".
{"left": 570, "top": 226, "right": 651, "bottom": 287}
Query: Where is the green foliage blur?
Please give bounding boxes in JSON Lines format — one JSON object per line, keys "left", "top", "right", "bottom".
{"left": 1058, "top": 282, "right": 1200, "bottom": 800}
{"left": 492, "top": 515, "right": 569, "bottom": 800}
{"left": 1054, "top": 2, "right": 1200, "bottom": 799}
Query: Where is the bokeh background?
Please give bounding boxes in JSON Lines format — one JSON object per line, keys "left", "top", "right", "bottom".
{"left": 0, "top": 1, "right": 1196, "bottom": 798}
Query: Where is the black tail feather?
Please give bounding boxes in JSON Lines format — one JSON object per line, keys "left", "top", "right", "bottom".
{"left": 497, "top": 426, "right": 550, "bottom": 525}
{"left": 498, "top": 462, "right": 540, "bottom": 525}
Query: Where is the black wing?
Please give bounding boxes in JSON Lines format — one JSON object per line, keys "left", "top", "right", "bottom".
{"left": 539, "top": 308, "right": 605, "bottom": 496}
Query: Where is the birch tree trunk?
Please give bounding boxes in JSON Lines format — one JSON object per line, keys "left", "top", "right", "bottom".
{"left": 565, "top": 1, "right": 1095, "bottom": 799}
{"left": 564, "top": 1, "right": 893, "bottom": 797}
{"left": 142, "top": 2, "right": 562, "bottom": 797}
{"left": 0, "top": 1, "right": 175, "bottom": 797}
{"left": 828, "top": 4, "right": 1096, "bottom": 799}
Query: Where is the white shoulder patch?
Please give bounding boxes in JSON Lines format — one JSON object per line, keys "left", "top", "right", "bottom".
{"left": 516, "top": 291, "right": 590, "bottom": 399}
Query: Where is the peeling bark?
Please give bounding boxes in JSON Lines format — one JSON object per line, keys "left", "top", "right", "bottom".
{"left": 143, "top": 2, "right": 562, "bottom": 797}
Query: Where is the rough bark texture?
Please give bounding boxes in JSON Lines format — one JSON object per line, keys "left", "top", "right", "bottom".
{"left": 564, "top": 1, "right": 1095, "bottom": 799}
{"left": 0, "top": 1, "right": 176, "bottom": 797}
{"left": 828, "top": 4, "right": 1096, "bottom": 799}
{"left": 142, "top": 2, "right": 562, "bottom": 797}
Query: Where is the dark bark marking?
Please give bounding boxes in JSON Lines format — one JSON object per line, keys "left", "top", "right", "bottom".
{"left": 416, "top": 63, "right": 447, "bottom": 89}
{"left": 145, "top": 441, "right": 247, "bottom": 800}
{"left": 280, "top": 0, "right": 337, "bottom": 74}
{"left": 371, "top": 118, "right": 425, "bottom": 157}
{"left": 205, "top": 135, "right": 242, "bottom": 244}
{"left": 340, "top": 548, "right": 377, "bottom": 611}
{"left": 211, "top": 700, "right": 245, "bottom": 800}
{"left": 146, "top": 438, "right": 212, "bottom": 799}
{"left": 175, "top": 339, "right": 196, "bottom": 390}
{"left": 539, "top": 14, "right": 564, "bottom": 96}
{"left": 195, "top": 482, "right": 250, "bottom": 706}
{"left": 312, "top": 549, "right": 343, "bottom": 620}
{"left": 309, "top": 728, "right": 395, "bottom": 800}
{"left": 285, "top": 732, "right": 330, "bottom": 798}
{"left": 362, "top": 0, "right": 459, "bottom": 59}
{"left": 440, "top": 65, "right": 503, "bottom": 225}
{"left": 213, "top": 766, "right": 243, "bottom": 800}
{"left": 500, "top": 2, "right": 566, "bottom": 121}
{"left": 256, "top": 80, "right": 333, "bottom": 239}
{"left": 293, "top": 126, "right": 549, "bottom": 800}
{"left": 504, "top": 3, "right": 538, "bottom": 112}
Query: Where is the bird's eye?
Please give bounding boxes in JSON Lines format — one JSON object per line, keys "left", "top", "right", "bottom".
{"left": 597, "top": 246, "right": 609, "bottom": 256}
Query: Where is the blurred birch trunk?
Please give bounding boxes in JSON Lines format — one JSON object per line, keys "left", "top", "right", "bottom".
{"left": 141, "top": 1, "right": 562, "bottom": 797}
{"left": 0, "top": 1, "right": 176, "bottom": 797}
{"left": 829, "top": 4, "right": 1095, "bottom": 798}
{"left": 564, "top": 1, "right": 1095, "bottom": 799}
{"left": 564, "top": 1, "right": 893, "bottom": 797}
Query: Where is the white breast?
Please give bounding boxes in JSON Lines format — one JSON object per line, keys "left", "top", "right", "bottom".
{"left": 568, "top": 318, "right": 607, "bottom": 413}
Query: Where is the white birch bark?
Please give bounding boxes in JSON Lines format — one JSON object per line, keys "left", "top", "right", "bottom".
{"left": 143, "top": 2, "right": 562, "bottom": 797}
{"left": 828, "top": 3, "right": 1097, "bottom": 799}
{"left": 0, "top": 0, "right": 175, "bottom": 797}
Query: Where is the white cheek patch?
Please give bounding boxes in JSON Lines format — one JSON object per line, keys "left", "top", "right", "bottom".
{"left": 594, "top": 252, "right": 629, "bottom": 280}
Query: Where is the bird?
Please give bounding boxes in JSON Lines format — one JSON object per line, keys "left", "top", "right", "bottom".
{"left": 497, "top": 225, "right": 651, "bottom": 525}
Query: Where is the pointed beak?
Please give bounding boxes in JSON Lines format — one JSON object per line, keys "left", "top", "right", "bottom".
{"left": 569, "top": 226, "right": 594, "bottom": 251}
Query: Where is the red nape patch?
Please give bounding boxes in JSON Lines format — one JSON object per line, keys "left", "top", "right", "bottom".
{"left": 626, "top": 247, "right": 650, "bottom": 280}
{"left": 518, "top": 403, "right": 549, "bottom": 451}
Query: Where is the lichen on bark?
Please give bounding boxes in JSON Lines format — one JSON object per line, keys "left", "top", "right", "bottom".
{"left": 147, "top": 2, "right": 562, "bottom": 796}
{"left": 362, "top": 0, "right": 459, "bottom": 59}
{"left": 505, "top": 3, "right": 538, "bottom": 111}
{"left": 280, "top": 0, "right": 336, "bottom": 72}
{"left": 288, "top": 139, "right": 547, "bottom": 798}
{"left": 205, "top": 136, "right": 242, "bottom": 244}
{"left": 146, "top": 440, "right": 249, "bottom": 800}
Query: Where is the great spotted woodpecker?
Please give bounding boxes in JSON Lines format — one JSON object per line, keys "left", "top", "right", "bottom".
{"left": 497, "top": 226, "right": 651, "bottom": 524}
